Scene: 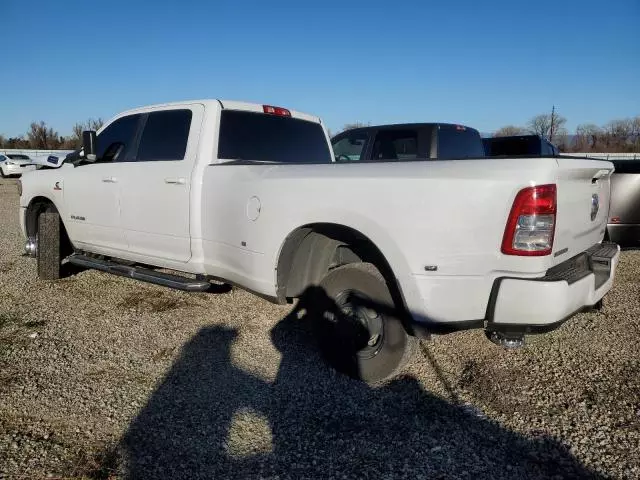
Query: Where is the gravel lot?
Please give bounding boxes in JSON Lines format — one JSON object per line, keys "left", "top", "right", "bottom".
{"left": 0, "top": 177, "right": 639, "bottom": 479}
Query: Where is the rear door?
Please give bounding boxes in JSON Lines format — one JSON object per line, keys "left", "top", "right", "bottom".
{"left": 553, "top": 158, "right": 616, "bottom": 262}
{"left": 118, "top": 105, "right": 204, "bottom": 263}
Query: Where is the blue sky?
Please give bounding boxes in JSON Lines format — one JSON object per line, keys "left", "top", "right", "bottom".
{"left": 1, "top": 0, "right": 638, "bottom": 137}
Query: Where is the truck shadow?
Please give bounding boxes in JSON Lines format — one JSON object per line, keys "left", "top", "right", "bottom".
{"left": 102, "top": 287, "right": 599, "bottom": 480}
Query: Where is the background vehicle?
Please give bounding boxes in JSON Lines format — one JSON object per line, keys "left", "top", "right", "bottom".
{"left": 482, "top": 134, "right": 559, "bottom": 157}
{"left": 331, "top": 123, "right": 486, "bottom": 161}
{"left": 0, "top": 153, "right": 36, "bottom": 177}
{"left": 18, "top": 102, "right": 619, "bottom": 384}
{"left": 607, "top": 159, "right": 640, "bottom": 247}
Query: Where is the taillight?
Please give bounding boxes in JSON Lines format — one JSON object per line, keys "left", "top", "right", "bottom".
{"left": 263, "top": 105, "right": 291, "bottom": 116}
{"left": 501, "top": 184, "right": 556, "bottom": 256}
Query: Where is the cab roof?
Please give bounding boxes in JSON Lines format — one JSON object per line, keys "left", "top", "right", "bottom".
{"left": 115, "top": 99, "right": 323, "bottom": 125}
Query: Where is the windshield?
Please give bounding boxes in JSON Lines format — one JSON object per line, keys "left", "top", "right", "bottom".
{"left": 7, "top": 154, "right": 30, "bottom": 160}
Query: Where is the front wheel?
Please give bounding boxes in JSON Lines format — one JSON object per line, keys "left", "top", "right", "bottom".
{"left": 0, "top": 167, "right": 7, "bottom": 178}
{"left": 37, "top": 211, "right": 64, "bottom": 280}
{"left": 315, "top": 262, "right": 416, "bottom": 384}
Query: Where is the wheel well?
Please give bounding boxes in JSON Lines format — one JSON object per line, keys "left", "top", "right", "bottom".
{"left": 277, "top": 224, "right": 404, "bottom": 309}
{"left": 26, "top": 197, "right": 58, "bottom": 239}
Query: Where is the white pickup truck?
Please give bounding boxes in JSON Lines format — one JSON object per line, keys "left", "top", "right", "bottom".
{"left": 17, "top": 99, "right": 620, "bottom": 383}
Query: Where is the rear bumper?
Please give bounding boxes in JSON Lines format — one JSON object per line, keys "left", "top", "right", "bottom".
{"left": 486, "top": 242, "right": 620, "bottom": 334}
{"left": 408, "top": 242, "right": 620, "bottom": 337}
{"left": 607, "top": 224, "right": 640, "bottom": 247}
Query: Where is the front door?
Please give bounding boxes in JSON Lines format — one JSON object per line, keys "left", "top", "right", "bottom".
{"left": 62, "top": 113, "right": 142, "bottom": 254}
{"left": 118, "top": 105, "right": 203, "bottom": 263}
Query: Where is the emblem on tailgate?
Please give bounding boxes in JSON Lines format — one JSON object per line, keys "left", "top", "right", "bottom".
{"left": 591, "top": 194, "right": 599, "bottom": 221}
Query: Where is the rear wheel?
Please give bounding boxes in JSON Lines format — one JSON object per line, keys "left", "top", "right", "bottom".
{"left": 37, "top": 211, "right": 64, "bottom": 280}
{"left": 315, "top": 262, "right": 416, "bottom": 384}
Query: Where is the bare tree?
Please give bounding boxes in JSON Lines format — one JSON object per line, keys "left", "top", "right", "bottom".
{"left": 632, "top": 116, "right": 640, "bottom": 151}
{"left": 528, "top": 111, "right": 567, "bottom": 142}
{"left": 2, "top": 137, "right": 29, "bottom": 149}
{"left": 574, "top": 123, "right": 603, "bottom": 152}
{"left": 603, "top": 119, "right": 633, "bottom": 151}
{"left": 70, "top": 118, "right": 105, "bottom": 148}
{"left": 27, "top": 121, "right": 60, "bottom": 149}
{"left": 492, "top": 125, "right": 526, "bottom": 137}
{"left": 0, "top": 134, "right": 5, "bottom": 148}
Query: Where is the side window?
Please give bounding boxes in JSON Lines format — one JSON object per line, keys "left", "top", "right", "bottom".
{"left": 332, "top": 132, "right": 368, "bottom": 161}
{"left": 137, "top": 109, "right": 192, "bottom": 161}
{"left": 95, "top": 114, "right": 141, "bottom": 163}
{"left": 372, "top": 130, "right": 418, "bottom": 161}
{"left": 0, "top": 155, "right": 6, "bottom": 161}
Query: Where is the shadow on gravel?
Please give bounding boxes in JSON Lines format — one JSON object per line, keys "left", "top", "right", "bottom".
{"left": 102, "top": 288, "right": 599, "bottom": 480}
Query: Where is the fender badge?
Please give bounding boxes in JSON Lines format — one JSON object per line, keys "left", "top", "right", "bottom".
{"left": 54, "top": 182, "right": 62, "bottom": 191}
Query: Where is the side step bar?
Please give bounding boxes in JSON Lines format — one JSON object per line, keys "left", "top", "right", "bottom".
{"left": 66, "top": 254, "right": 212, "bottom": 292}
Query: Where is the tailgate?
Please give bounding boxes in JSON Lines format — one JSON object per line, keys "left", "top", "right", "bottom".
{"left": 552, "top": 158, "right": 614, "bottom": 265}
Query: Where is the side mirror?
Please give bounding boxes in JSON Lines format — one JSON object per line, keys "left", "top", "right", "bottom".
{"left": 82, "top": 130, "right": 97, "bottom": 162}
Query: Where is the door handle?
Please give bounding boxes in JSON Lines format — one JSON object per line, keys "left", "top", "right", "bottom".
{"left": 102, "top": 176, "right": 118, "bottom": 183}
{"left": 164, "top": 177, "right": 186, "bottom": 185}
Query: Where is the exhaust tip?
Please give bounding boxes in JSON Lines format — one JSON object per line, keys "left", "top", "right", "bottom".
{"left": 486, "top": 331, "right": 525, "bottom": 349}
{"left": 24, "top": 237, "right": 37, "bottom": 257}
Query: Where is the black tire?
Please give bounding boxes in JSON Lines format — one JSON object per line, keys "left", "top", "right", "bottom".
{"left": 0, "top": 167, "right": 6, "bottom": 178}
{"left": 37, "top": 211, "right": 63, "bottom": 280}
{"left": 314, "top": 262, "right": 416, "bottom": 384}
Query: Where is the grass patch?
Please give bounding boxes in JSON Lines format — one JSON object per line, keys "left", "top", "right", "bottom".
{"left": 0, "top": 311, "right": 45, "bottom": 358}
{"left": 118, "top": 291, "right": 191, "bottom": 313}
{"left": 0, "top": 311, "right": 23, "bottom": 329}
{"left": 0, "top": 260, "right": 15, "bottom": 273}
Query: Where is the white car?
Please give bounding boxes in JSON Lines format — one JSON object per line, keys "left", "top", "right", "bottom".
{"left": 17, "top": 99, "right": 620, "bottom": 384}
{"left": 0, "top": 153, "right": 36, "bottom": 177}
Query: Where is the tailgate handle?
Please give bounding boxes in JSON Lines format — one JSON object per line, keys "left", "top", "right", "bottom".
{"left": 592, "top": 169, "right": 611, "bottom": 184}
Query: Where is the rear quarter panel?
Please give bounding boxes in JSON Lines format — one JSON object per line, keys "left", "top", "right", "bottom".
{"left": 199, "top": 158, "right": 566, "bottom": 300}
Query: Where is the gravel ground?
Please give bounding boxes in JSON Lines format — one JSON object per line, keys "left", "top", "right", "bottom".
{"left": 0, "top": 177, "right": 639, "bottom": 479}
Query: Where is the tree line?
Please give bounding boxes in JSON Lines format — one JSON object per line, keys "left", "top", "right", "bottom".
{"left": 0, "top": 119, "right": 104, "bottom": 150}
{"left": 492, "top": 111, "right": 640, "bottom": 153}
{"left": 2, "top": 112, "right": 639, "bottom": 153}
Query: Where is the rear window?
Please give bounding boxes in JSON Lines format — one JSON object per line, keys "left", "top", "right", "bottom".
{"left": 437, "top": 125, "right": 485, "bottom": 159}
{"left": 218, "top": 110, "right": 331, "bottom": 163}
{"left": 7, "top": 154, "right": 30, "bottom": 160}
{"left": 612, "top": 160, "right": 640, "bottom": 174}
{"left": 485, "top": 137, "right": 541, "bottom": 156}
